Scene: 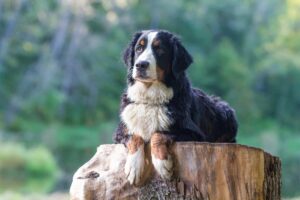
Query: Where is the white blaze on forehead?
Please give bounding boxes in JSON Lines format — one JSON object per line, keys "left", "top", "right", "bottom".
{"left": 133, "top": 31, "right": 158, "bottom": 80}
{"left": 146, "top": 31, "right": 158, "bottom": 47}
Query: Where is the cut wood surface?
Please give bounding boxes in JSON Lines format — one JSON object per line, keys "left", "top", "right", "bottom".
{"left": 69, "top": 142, "right": 281, "bottom": 200}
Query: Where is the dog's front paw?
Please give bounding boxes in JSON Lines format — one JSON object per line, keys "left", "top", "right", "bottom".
{"left": 125, "top": 145, "right": 145, "bottom": 185}
{"left": 152, "top": 154, "right": 173, "bottom": 180}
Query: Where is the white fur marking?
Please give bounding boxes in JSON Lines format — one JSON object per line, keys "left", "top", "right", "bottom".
{"left": 122, "top": 81, "right": 174, "bottom": 141}
{"left": 152, "top": 154, "right": 173, "bottom": 180}
{"left": 125, "top": 145, "right": 145, "bottom": 185}
{"left": 122, "top": 103, "right": 171, "bottom": 141}
{"left": 127, "top": 81, "right": 174, "bottom": 104}
{"left": 133, "top": 32, "right": 158, "bottom": 80}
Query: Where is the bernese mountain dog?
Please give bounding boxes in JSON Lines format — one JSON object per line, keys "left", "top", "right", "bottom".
{"left": 114, "top": 30, "right": 238, "bottom": 185}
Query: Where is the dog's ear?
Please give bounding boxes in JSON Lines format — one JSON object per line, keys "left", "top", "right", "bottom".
{"left": 171, "top": 37, "right": 193, "bottom": 78}
{"left": 123, "top": 31, "right": 143, "bottom": 67}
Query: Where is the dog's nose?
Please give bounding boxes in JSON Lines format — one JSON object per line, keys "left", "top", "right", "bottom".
{"left": 136, "top": 61, "right": 149, "bottom": 69}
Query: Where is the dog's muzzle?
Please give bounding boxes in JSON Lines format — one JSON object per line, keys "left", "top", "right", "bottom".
{"left": 135, "top": 61, "right": 149, "bottom": 78}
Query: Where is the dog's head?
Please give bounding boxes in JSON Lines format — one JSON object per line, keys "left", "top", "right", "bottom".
{"left": 123, "top": 30, "right": 193, "bottom": 84}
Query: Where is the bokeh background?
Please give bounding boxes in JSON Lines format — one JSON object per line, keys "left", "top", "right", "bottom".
{"left": 0, "top": 0, "right": 299, "bottom": 199}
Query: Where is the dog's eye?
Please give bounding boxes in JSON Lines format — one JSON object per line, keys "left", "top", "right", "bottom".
{"left": 136, "top": 46, "right": 143, "bottom": 53}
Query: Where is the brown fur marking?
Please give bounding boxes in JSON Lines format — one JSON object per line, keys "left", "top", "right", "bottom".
{"left": 127, "top": 135, "right": 144, "bottom": 154}
{"left": 151, "top": 133, "right": 170, "bottom": 160}
{"left": 139, "top": 39, "right": 145, "bottom": 46}
{"left": 153, "top": 39, "right": 160, "bottom": 47}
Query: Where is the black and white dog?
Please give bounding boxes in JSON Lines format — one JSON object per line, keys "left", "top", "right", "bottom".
{"left": 114, "top": 30, "right": 238, "bottom": 185}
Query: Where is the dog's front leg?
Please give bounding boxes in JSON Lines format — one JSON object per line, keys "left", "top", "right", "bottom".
{"left": 151, "top": 133, "right": 173, "bottom": 180}
{"left": 125, "top": 134, "right": 145, "bottom": 185}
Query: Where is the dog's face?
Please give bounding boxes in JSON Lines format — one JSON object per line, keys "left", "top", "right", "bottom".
{"left": 123, "top": 30, "right": 193, "bottom": 84}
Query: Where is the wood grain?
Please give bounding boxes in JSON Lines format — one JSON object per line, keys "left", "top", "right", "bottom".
{"left": 70, "top": 142, "right": 281, "bottom": 200}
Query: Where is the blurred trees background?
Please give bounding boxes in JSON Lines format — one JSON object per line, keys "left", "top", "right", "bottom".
{"left": 0, "top": 0, "right": 299, "bottom": 197}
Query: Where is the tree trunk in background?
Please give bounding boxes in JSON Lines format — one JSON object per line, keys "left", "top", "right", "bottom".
{"left": 70, "top": 143, "right": 281, "bottom": 200}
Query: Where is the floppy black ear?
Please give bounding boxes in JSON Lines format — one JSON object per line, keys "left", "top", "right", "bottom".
{"left": 171, "top": 37, "right": 193, "bottom": 78}
{"left": 123, "top": 31, "right": 143, "bottom": 67}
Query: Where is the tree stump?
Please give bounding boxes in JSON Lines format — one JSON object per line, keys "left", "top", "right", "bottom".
{"left": 69, "top": 142, "right": 281, "bottom": 200}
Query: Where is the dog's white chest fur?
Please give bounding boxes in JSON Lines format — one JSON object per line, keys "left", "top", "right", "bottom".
{"left": 121, "top": 82, "right": 174, "bottom": 141}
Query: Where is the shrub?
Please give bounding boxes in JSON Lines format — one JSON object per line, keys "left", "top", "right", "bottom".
{"left": 25, "top": 146, "right": 58, "bottom": 177}
{"left": 0, "top": 142, "right": 58, "bottom": 193}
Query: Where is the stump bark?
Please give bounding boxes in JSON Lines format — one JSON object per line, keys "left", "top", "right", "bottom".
{"left": 69, "top": 142, "right": 281, "bottom": 200}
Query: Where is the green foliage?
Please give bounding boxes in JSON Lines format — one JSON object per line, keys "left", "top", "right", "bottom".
{"left": 0, "top": 143, "right": 26, "bottom": 176}
{"left": 282, "top": 156, "right": 300, "bottom": 196}
{"left": 256, "top": 56, "right": 300, "bottom": 128}
{"left": 198, "top": 39, "right": 256, "bottom": 120}
{"left": 47, "top": 122, "right": 115, "bottom": 171}
{"left": 0, "top": 142, "right": 58, "bottom": 193}
{"left": 25, "top": 147, "right": 58, "bottom": 177}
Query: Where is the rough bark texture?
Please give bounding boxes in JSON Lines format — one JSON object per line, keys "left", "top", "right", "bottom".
{"left": 70, "top": 142, "right": 281, "bottom": 200}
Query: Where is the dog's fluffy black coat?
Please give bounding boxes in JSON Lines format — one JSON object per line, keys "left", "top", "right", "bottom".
{"left": 114, "top": 30, "right": 238, "bottom": 144}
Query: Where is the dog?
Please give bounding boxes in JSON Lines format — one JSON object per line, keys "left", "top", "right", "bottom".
{"left": 114, "top": 30, "right": 238, "bottom": 185}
